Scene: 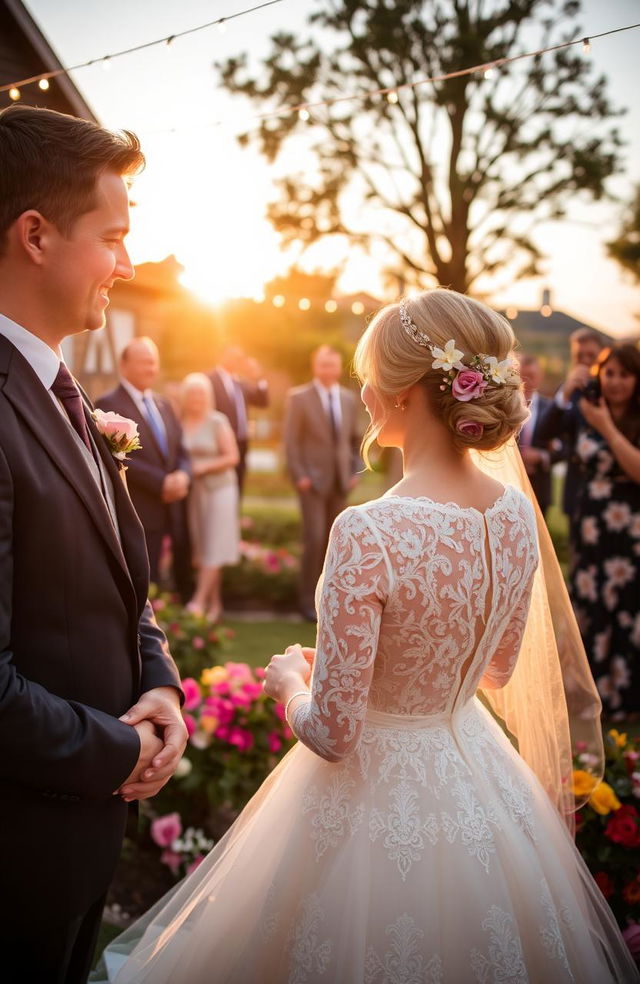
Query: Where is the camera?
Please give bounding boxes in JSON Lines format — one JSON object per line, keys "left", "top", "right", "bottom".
{"left": 582, "top": 378, "right": 601, "bottom": 405}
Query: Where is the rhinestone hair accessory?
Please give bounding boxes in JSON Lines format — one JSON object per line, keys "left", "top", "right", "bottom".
{"left": 398, "top": 299, "right": 518, "bottom": 405}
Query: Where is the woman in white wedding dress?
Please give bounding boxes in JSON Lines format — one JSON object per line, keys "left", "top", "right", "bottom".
{"left": 95, "top": 289, "right": 639, "bottom": 983}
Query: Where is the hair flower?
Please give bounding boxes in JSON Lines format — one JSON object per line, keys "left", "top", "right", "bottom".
{"left": 483, "top": 355, "right": 516, "bottom": 385}
{"left": 451, "top": 369, "right": 488, "bottom": 402}
{"left": 456, "top": 419, "right": 484, "bottom": 438}
{"left": 431, "top": 339, "right": 465, "bottom": 372}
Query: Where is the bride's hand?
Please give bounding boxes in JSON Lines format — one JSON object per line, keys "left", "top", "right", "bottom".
{"left": 263, "top": 644, "right": 311, "bottom": 702}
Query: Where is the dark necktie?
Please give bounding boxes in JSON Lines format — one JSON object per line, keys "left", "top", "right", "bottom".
{"left": 51, "top": 363, "right": 92, "bottom": 453}
{"left": 142, "top": 395, "right": 169, "bottom": 458}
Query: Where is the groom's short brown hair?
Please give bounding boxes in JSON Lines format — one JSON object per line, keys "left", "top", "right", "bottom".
{"left": 0, "top": 105, "right": 144, "bottom": 249}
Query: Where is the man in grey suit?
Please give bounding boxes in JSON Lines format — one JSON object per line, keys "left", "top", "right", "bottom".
{"left": 284, "top": 345, "right": 362, "bottom": 620}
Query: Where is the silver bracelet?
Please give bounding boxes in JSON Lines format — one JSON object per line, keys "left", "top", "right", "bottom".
{"left": 284, "top": 690, "right": 310, "bottom": 724}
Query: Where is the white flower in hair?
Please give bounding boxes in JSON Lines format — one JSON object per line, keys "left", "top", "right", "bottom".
{"left": 431, "top": 338, "right": 465, "bottom": 372}
{"left": 484, "top": 355, "right": 515, "bottom": 384}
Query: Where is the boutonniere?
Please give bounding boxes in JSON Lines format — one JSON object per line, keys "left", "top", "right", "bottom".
{"left": 92, "top": 409, "right": 142, "bottom": 463}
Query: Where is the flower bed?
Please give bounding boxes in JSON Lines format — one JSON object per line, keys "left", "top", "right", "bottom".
{"left": 146, "top": 662, "right": 296, "bottom": 880}
{"left": 222, "top": 541, "right": 299, "bottom": 610}
{"left": 149, "top": 590, "right": 234, "bottom": 677}
{"left": 573, "top": 728, "right": 640, "bottom": 956}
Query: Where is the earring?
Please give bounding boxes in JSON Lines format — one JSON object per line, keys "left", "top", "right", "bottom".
{"left": 394, "top": 399, "right": 406, "bottom": 411}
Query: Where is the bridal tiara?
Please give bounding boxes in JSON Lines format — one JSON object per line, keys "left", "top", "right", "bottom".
{"left": 398, "top": 300, "right": 519, "bottom": 403}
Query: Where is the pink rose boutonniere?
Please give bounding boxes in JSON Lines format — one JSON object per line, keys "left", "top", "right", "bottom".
{"left": 93, "top": 409, "right": 142, "bottom": 462}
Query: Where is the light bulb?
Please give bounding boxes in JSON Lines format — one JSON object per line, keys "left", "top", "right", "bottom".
{"left": 9, "top": 87, "right": 20, "bottom": 101}
{"left": 351, "top": 301, "right": 365, "bottom": 315}
{"left": 325, "top": 300, "right": 338, "bottom": 313}
{"left": 298, "top": 108, "right": 310, "bottom": 122}
{"left": 38, "top": 78, "right": 50, "bottom": 91}
{"left": 272, "top": 295, "right": 285, "bottom": 308}
{"left": 387, "top": 90, "right": 399, "bottom": 104}
{"left": 298, "top": 298, "right": 311, "bottom": 311}
{"left": 582, "top": 38, "right": 591, "bottom": 55}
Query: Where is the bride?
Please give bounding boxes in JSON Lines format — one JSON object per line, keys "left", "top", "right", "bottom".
{"left": 95, "top": 289, "right": 638, "bottom": 982}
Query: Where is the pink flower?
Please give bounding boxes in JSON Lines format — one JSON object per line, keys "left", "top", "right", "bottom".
{"left": 274, "top": 702, "right": 286, "bottom": 722}
{"left": 186, "top": 855, "right": 205, "bottom": 876}
{"left": 183, "top": 712, "right": 197, "bottom": 738}
{"left": 228, "top": 727, "right": 254, "bottom": 752}
{"left": 282, "top": 724, "right": 293, "bottom": 741}
{"left": 623, "top": 924, "right": 640, "bottom": 960}
{"left": 151, "top": 813, "right": 182, "bottom": 848}
{"left": 151, "top": 598, "right": 166, "bottom": 612}
{"left": 93, "top": 409, "right": 140, "bottom": 445}
{"left": 267, "top": 732, "right": 282, "bottom": 753}
{"left": 192, "top": 636, "right": 205, "bottom": 650}
{"left": 451, "top": 369, "right": 488, "bottom": 402}
{"left": 254, "top": 667, "right": 266, "bottom": 679}
{"left": 181, "top": 677, "right": 202, "bottom": 711}
{"left": 456, "top": 419, "right": 484, "bottom": 439}
{"left": 264, "top": 552, "right": 281, "bottom": 573}
{"left": 160, "top": 849, "right": 182, "bottom": 875}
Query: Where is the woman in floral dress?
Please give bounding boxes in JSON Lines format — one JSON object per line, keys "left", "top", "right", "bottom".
{"left": 569, "top": 343, "right": 640, "bottom": 718}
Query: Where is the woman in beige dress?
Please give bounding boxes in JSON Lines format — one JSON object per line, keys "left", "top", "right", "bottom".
{"left": 180, "top": 373, "right": 240, "bottom": 622}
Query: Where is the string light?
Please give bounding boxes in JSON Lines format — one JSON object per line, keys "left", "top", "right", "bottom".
{"left": 102, "top": 56, "right": 112, "bottom": 72}
{"left": 298, "top": 108, "right": 310, "bottom": 122}
{"left": 298, "top": 298, "right": 311, "bottom": 311}
{"left": 582, "top": 37, "right": 591, "bottom": 54}
{"left": 325, "top": 300, "right": 338, "bottom": 313}
{"left": 484, "top": 67, "right": 495, "bottom": 79}
{"left": 351, "top": 301, "right": 365, "bottom": 315}
{"left": 272, "top": 294, "right": 285, "bottom": 307}
{"left": 9, "top": 87, "right": 20, "bottom": 101}
{"left": 38, "top": 78, "right": 50, "bottom": 90}
{"left": 387, "top": 90, "right": 399, "bottom": 104}
{"left": 217, "top": 19, "right": 228, "bottom": 34}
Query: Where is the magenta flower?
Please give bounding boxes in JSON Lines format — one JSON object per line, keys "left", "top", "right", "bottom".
{"left": 182, "top": 712, "right": 197, "bottom": 738}
{"left": 192, "top": 636, "right": 205, "bottom": 650}
{"left": 186, "top": 855, "right": 205, "bottom": 876}
{"left": 254, "top": 667, "right": 266, "bottom": 679}
{"left": 151, "top": 813, "right": 182, "bottom": 848}
{"left": 273, "top": 702, "right": 286, "bottom": 722}
{"left": 160, "top": 849, "right": 182, "bottom": 875}
{"left": 181, "top": 677, "right": 202, "bottom": 711}
{"left": 228, "top": 727, "right": 255, "bottom": 752}
{"left": 456, "top": 419, "right": 484, "bottom": 438}
{"left": 623, "top": 924, "right": 640, "bottom": 959}
{"left": 267, "top": 732, "right": 282, "bottom": 753}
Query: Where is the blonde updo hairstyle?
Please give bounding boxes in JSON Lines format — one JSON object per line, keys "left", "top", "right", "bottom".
{"left": 354, "top": 288, "right": 528, "bottom": 463}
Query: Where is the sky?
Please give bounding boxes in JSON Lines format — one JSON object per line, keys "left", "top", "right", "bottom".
{"left": 23, "top": 0, "right": 640, "bottom": 336}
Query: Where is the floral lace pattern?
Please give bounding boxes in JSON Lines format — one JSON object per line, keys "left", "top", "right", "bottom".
{"left": 287, "top": 894, "right": 332, "bottom": 984}
{"left": 364, "top": 913, "right": 443, "bottom": 983}
{"left": 470, "top": 906, "right": 529, "bottom": 983}
{"left": 302, "top": 773, "right": 365, "bottom": 861}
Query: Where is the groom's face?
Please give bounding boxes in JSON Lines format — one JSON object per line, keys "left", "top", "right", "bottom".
{"left": 44, "top": 170, "right": 134, "bottom": 336}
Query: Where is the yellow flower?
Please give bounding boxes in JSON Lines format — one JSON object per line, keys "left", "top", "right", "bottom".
{"left": 608, "top": 729, "right": 628, "bottom": 749}
{"left": 572, "top": 769, "right": 599, "bottom": 798}
{"left": 200, "top": 715, "right": 219, "bottom": 734}
{"left": 588, "top": 781, "right": 621, "bottom": 816}
{"left": 201, "top": 666, "right": 228, "bottom": 687}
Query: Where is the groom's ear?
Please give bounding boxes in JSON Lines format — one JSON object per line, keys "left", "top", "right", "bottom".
{"left": 11, "top": 210, "right": 54, "bottom": 266}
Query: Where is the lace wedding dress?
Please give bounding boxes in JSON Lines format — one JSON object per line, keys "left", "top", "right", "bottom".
{"left": 96, "top": 486, "right": 638, "bottom": 983}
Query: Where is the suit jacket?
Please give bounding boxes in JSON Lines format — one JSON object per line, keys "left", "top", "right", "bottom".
{"left": 517, "top": 393, "right": 557, "bottom": 514}
{"left": 0, "top": 337, "right": 181, "bottom": 918}
{"left": 283, "top": 382, "right": 362, "bottom": 495}
{"left": 208, "top": 369, "right": 269, "bottom": 445}
{"left": 536, "top": 394, "right": 584, "bottom": 516}
{"left": 96, "top": 384, "right": 192, "bottom": 534}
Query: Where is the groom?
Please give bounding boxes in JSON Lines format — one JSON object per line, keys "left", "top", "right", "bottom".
{"left": 0, "top": 106, "right": 187, "bottom": 983}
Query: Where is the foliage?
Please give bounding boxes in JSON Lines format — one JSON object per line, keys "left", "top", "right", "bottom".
{"left": 149, "top": 589, "right": 233, "bottom": 677}
{"left": 223, "top": 542, "right": 299, "bottom": 609}
{"left": 147, "top": 662, "right": 296, "bottom": 877}
{"left": 240, "top": 504, "right": 301, "bottom": 546}
{"left": 607, "top": 185, "right": 640, "bottom": 284}
{"left": 573, "top": 729, "right": 640, "bottom": 931}
{"left": 217, "top": 0, "right": 623, "bottom": 294}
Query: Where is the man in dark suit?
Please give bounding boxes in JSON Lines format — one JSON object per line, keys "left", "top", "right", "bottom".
{"left": 284, "top": 345, "right": 362, "bottom": 620}
{"left": 0, "top": 105, "right": 187, "bottom": 984}
{"left": 537, "top": 328, "right": 604, "bottom": 519}
{"left": 208, "top": 344, "right": 269, "bottom": 495}
{"left": 517, "top": 355, "right": 558, "bottom": 515}
{"left": 97, "top": 337, "right": 193, "bottom": 601}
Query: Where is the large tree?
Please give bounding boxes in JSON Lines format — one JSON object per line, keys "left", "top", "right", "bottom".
{"left": 217, "top": 0, "right": 623, "bottom": 295}
{"left": 607, "top": 185, "right": 640, "bottom": 284}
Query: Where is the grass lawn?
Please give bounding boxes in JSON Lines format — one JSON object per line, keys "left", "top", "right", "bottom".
{"left": 221, "top": 617, "right": 318, "bottom": 668}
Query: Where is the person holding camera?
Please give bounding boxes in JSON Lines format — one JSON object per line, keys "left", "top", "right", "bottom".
{"left": 563, "top": 343, "right": 640, "bottom": 719}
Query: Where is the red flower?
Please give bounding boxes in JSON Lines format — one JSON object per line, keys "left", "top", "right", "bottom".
{"left": 605, "top": 805, "right": 640, "bottom": 849}
{"left": 594, "top": 871, "right": 615, "bottom": 899}
{"left": 623, "top": 879, "right": 640, "bottom": 906}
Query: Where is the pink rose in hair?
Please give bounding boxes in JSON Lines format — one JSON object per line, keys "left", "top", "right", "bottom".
{"left": 456, "top": 419, "right": 484, "bottom": 439}
{"left": 451, "top": 369, "right": 488, "bottom": 402}
{"left": 151, "top": 813, "right": 182, "bottom": 848}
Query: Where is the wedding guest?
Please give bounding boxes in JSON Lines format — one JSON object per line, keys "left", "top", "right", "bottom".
{"left": 517, "top": 354, "right": 557, "bottom": 515}
{"left": 537, "top": 328, "right": 605, "bottom": 523}
{"left": 97, "top": 338, "right": 193, "bottom": 600}
{"left": 566, "top": 343, "right": 640, "bottom": 718}
{"left": 208, "top": 344, "right": 269, "bottom": 496}
{"left": 283, "top": 345, "right": 362, "bottom": 621}
{"left": 180, "top": 373, "right": 240, "bottom": 622}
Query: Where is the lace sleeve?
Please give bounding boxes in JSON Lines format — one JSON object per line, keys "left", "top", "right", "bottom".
{"left": 290, "top": 507, "right": 390, "bottom": 762}
{"left": 479, "top": 579, "right": 534, "bottom": 689}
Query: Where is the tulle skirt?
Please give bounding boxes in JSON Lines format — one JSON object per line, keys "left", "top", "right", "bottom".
{"left": 93, "top": 699, "right": 639, "bottom": 983}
